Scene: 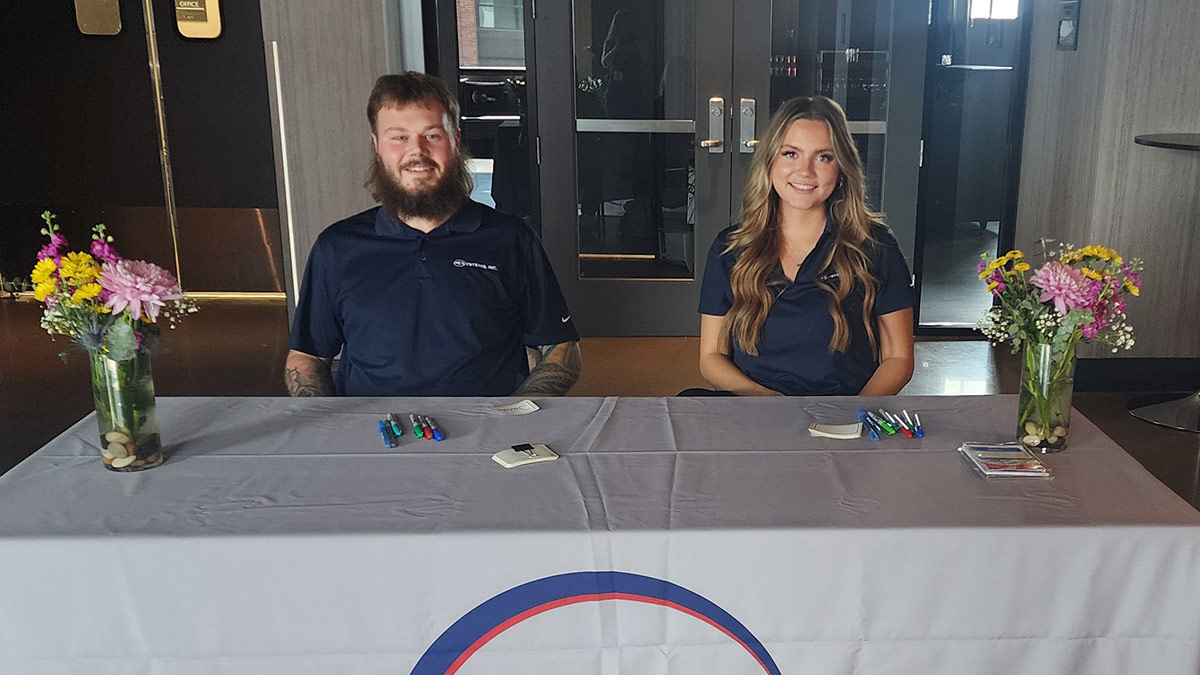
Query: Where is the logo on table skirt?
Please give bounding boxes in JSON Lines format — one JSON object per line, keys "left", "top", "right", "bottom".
{"left": 453, "top": 258, "right": 499, "bottom": 271}
{"left": 410, "top": 570, "right": 781, "bottom": 674}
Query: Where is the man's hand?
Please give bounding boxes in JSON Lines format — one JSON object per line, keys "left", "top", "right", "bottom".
{"left": 285, "top": 349, "right": 335, "bottom": 396}
{"left": 514, "top": 341, "right": 582, "bottom": 396}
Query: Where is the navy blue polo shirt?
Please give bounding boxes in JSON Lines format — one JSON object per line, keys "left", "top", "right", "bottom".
{"left": 289, "top": 200, "right": 579, "bottom": 396}
{"left": 698, "top": 218, "right": 913, "bottom": 396}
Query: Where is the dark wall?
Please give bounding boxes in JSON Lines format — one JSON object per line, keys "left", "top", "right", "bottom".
{"left": 0, "top": 1, "right": 283, "bottom": 292}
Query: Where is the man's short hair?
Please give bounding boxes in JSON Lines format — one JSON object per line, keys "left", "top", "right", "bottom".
{"left": 368, "top": 72, "right": 461, "bottom": 135}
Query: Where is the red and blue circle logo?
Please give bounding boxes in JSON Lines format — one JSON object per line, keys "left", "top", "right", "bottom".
{"left": 412, "top": 570, "right": 780, "bottom": 674}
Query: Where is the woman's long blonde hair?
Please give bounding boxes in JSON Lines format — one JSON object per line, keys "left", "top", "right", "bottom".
{"left": 724, "top": 96, "right": 885, "bottom": 356}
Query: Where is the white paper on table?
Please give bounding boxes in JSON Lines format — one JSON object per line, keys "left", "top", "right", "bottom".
{"left": 489, "top": 399, "right": 541, "bottom": 415}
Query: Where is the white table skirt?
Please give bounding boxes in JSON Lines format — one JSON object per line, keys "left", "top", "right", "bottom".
{"left": 1, "top": 395, "right": 1198, "bottom": 674}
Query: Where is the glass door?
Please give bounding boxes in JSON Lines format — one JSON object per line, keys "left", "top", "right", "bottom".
{"left": 534, "top": 0, "right": 733, "bottom": 336}
{"left": 913, "top": 0, "right": 1030, "bottom": 328}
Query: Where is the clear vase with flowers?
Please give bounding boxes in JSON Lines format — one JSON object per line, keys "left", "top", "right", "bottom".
{"left": 978, "top": 242, "right": 1143, "bottom": 453}
{"left": 30, "top": 212, "right": 196, "bottom": 471}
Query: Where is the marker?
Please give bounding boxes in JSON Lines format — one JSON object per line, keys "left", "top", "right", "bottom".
{"left": 866, "top": 410, "right": 896, "bottom": 435}
{"left": 409, "top": 413, "right": 425, "bottom": 439}
{"left": 902, "top": 409, "right": 916, "bottom": 431}
{"left": 914, "top": 413, "right": 924, "bottom": 438}
{"left": 857, "top": 410, "right": 883, "bottom": 440}
{"left": 423, "top": 415, "right": 444, "bottom": 441}
{"left": 378, "top": 420, "right": 394, "bottom": 449}
{"left": 386, "top": 413, "right": 404, "bottom": 438}
{"left": 885, "top": 409, "right": 915, "bottom": 438}
{"left": 876, "top": 409, "right": 901, "bottom": 435}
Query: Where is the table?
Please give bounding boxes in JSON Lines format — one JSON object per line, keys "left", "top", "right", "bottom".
{"left": 2, "top": 395, "right": 1199, "bottom": 674}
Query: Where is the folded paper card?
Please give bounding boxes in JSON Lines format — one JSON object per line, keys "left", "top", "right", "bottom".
{"left": 492, "top": 443, "right": 558, "bottom": 468}
{"left": 808, "top": 422, "right": 863, "bottom": 439}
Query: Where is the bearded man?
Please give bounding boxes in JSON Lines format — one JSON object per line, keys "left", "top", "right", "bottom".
{"left": 285, "top": 72, "right": 581, "bottom": 397}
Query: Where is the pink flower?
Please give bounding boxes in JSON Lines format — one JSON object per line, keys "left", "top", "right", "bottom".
{"left": 90, "top": 238, "right": 121, "bottom": 263}
{"left": 100, "top": 259, "right": 182, "bottom": 322}
{"left": 37, "top": 233, "right": 67, "bottom": 261}
{"left": 1030, "top": 262, "right": 1091, "bottom": 315}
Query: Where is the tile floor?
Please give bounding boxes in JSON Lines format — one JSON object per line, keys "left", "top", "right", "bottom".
{"left": 1, "top": 297, "right": 1197, "bottom": 508}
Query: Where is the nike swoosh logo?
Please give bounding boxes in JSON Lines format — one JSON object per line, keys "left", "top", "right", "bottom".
{"left": 561, "top": 315, "right": 571, "bottom": 323}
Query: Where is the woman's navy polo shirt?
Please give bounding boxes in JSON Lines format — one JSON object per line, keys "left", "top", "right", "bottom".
{"left": 288, "top": 201, "right": 579, "bottom": 396}
{"left": 698, "top": 218, "right": 913, "bottom": 396}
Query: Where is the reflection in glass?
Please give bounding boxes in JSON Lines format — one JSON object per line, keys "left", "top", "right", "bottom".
{"left": 573, "top": 0, "right": 696, "bottom": 280}
{"left": 574, "top": 0, "right": 695, "bottom": 120}
{"left": 456, "top": 1, "right": 531, "bottom": 223}
{"left": 458, "top": 0, "right": 525, "bottom": 67}
{"left": 576, "top": 132, "right": 694, "bottom": 280}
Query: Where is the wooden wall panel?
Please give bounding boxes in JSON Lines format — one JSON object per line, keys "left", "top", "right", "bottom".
{"left": 1017, "top": 0, "right": 1200, "bottom": 358}
{"left": 260, "top": 0, "right": 403, "bottom": 311}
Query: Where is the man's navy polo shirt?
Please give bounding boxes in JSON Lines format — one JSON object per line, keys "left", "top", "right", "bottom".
{"left": 289, "top": 200, "right": 579, "bottom": 396}
{"left": 698, "top": 218, "right": 913, "bottom": 396}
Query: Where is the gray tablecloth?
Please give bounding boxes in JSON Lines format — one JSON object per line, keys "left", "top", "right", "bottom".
{"left": 1, "top": 395, "right": 1198, "bottom": 674}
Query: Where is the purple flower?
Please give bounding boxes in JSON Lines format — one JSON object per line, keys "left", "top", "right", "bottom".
{"left": 89, "top": 238, "right": 121, "bottom": 263}
{"left": 1030, "top": 262, "right": 1091, "bottom": 315}
{"left": 37, "top": 233, "right": 68, "bottom": 262}
{"left": 100, "top": 259, "right": 182, "bottom": 322}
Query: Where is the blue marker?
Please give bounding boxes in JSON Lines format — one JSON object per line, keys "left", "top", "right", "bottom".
{"left": 423, "top": 415, "right": 444, "bottom": 442}
{"left": 378, "top": 420, "right": 394, "bottom": 449}
{"left": 913, "top": 413, "right": 925, "bottom": 438}
{"left": 857, "top": 410, "right": 882, "bottom": 441}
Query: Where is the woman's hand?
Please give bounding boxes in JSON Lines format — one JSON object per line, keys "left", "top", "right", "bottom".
{"left": 698, "top": 314, "right": 786, "bottom": 396}
{"left": 858, "top": 308, "right": 915, "bottom": 396}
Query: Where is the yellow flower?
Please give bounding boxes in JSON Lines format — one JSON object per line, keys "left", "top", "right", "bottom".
{"left": 1007, "top": 250, "right": 1024, "bottom": 259}
{"left": 1013, "top": 262, "right": 1031, "bottom": 272}
{"left": 33, "top": 280, "right": 56, "bottom": 302}
{"left": 1080, "top": 267, "right": 1103, "bottom": 280}
{"left": 72, "top": 282, "right": 102, "bottom": 304}
{"left": 986, "top": 281, "right": 1000, "bottom": 292}
{"left": 59, "top": 251, "right": 98, "bottom": 282}
{"left": 1124, "top": 279, "right": 1140, "bottom": 296}
{"left": 31, "top": 258, "right": 57, "bottom": 284}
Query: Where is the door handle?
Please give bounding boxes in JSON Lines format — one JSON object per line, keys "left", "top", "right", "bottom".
{"left": 701, "top": 96, "right": 724, "bottom": 153}
{"left": 739, "top": 97, "right": 757, "bottom": 153}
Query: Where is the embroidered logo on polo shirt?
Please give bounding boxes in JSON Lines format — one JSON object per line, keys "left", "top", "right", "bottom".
{"left": 453, "top": 258, "right": 499, "bottom": 271}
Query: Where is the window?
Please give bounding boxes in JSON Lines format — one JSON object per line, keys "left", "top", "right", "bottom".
{"left": 970, "top": 0, "right": 1018, "bottom": 20}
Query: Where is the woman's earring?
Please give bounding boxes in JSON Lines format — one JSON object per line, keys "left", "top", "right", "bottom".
{"left": 837, "top": 176, "right": 845, "bottom": 190}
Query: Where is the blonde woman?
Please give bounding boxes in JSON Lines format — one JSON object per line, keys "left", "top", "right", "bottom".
{"left": 695, "top": 96, "right": 914, "bottom": 396}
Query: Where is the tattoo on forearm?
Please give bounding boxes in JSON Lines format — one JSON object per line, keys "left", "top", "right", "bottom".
{"left": 514, "top": 342, "right": 582, "bottom": 396}
{"left": 285, "top": 367, "right": 334, "bottom": 397}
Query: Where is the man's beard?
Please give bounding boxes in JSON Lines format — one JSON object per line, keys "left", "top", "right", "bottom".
{"left": 367, "top": 153, "right": 472, "bottom": 222}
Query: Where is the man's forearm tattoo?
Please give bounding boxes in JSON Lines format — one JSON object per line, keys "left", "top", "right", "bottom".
{"left": 285, "top": 366, "right": 335, "bottom": 396}
{"left": 514, "top": 342, "right": 582, "bottom": 396}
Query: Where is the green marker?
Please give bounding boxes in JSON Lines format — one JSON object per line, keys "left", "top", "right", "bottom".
{"left": 386, "top": 413, "right": 403, "bottom": 437}
{"left": 409, "top": 413, "right": 425, "bottom": 439}
{"left": 867, "top": 410, "right": 896, "bottom": 435}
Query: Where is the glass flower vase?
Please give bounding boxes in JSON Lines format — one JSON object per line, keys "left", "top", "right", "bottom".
{"left": 1017, "top": 341, "right": 1077, "bottom": 453}
{"left": 90, "top": 350, "right": 163, "bottom": 471}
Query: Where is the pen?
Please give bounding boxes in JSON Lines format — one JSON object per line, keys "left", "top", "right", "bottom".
{"left": 914, "top": 413, "right": 924, "bottom": 438}
{"left": 423, "top": 415, "right": 444, "bottom": 441}
{"left": 410, "top": 413, "right": 425, "bottom": 439}
{"left": 386, "top": 413, "right": 404, "bottom": 437}
{"left": 378, "top": 420, "right": 394, "bottom": 449}
{"left": 867, "top": 410, "right": 896, "bottom": 435}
